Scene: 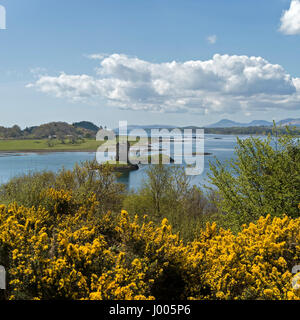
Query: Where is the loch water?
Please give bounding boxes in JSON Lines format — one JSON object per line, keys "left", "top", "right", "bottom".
{"left": 0, "top": 134, "right": 252, "bottom": 190}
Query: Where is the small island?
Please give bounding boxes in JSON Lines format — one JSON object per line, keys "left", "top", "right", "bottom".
{"left": 103, "top": 141, "right": 177, "bottom": 172}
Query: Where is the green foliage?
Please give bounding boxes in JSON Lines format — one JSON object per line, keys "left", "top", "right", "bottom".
{"left": 208, "top": 129, "right": 300, "bottom": 230}
{"left": 0, "top": 121, "right": 99, "bottom": 140}
{"left": 0, "top": 171, "right": 56, "bottom": 207}
{"left": 0, "top": 160, "right": 125, "bottom": 215}
{"left": 23, "top": 121, "right": 95, "bottom": 139}
{"left": 55, "top": 160, "right": 126, "bottom": 214}
{"left": 73, "top": 121, "right": 100, "bottom": 133}
{"left": 123, "top": 165, "right": 218, "bottom": 241}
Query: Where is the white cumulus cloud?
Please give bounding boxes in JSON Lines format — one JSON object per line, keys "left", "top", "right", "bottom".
{"left": 280, "top": 0, "right": 300, "bottom": 35}
{"left": 27, "top": 53, "right": 300, "bottom": 115}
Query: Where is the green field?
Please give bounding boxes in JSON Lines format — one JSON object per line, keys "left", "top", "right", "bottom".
{"left": 0, "top": 139, "right": 104, "bottom": 152}
{"left": 0, "top": 137, "right": 151, "bottom": 152}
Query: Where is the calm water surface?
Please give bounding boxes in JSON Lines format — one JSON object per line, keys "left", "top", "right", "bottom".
{"left": 0, "top": 134, "right": 252, "bottom": 190}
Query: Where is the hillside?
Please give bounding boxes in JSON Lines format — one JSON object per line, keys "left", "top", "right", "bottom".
{"left": 278, "top": 118, "right": 300, "bottom": 127}
{"left": 0, "top": 121, "right": 100, "bottom": 139}
{"left": 25, "top": 122, "right": 86, "bottom": 139}
{"left": 73, "top": 121, "right": 100, "bottom": 132}
{"left": 207, "top": 118, "right": 300, "bottom": 128}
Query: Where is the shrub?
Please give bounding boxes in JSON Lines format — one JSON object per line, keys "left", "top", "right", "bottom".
{"left": 208, "top": 130, "right": 300, "bottom": 230}
{"left": 0, "top": 160, "right": 126, "bottom": 215}
{"left": 0, "top": 171, "right": 56, "bottom": 207}
{"left": 0, "top": 187, "right": 299, "bottom": 300}
{"left": 123, "top": 165, "right": 218, "bottom": 241}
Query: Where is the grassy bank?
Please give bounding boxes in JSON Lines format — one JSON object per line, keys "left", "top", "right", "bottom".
{"left": 0, "top": 137, "right": 152, "bottom": 152}
{"left": 0, "top": 138, "right": 104, "bottom": 152}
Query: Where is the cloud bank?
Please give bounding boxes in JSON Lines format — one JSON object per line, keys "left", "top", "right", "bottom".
{"left": 280, "top": 0, "right": 300, "bottom": 35}
{"left": 27, "top": 53, "right": 300, "bottom": 115}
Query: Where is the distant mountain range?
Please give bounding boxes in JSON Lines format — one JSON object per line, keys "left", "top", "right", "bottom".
{"left": 206, "top": 118, "right": 300, "bottom": 128}
{"left": 115, "top": 118, "right": 300, "bottom": 132}
{"left": 278, "top": 118, "right": 300, "bottom": 127}
{"left": 113, "top": 124, "right": 177, "bottom": 134}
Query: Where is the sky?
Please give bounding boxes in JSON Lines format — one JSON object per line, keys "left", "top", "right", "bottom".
{"left": 0, "top": 0, "right": 300, "bottom": 128}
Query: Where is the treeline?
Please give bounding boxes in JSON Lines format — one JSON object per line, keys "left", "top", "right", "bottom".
{"left": 203, "top": 125, "right": 300, "bottom": 135}
{"left": 0, "top": 121, "right": 101, "bottom": 140}
{"left": 127, "top": 125, "right": 300, "bottom": 136}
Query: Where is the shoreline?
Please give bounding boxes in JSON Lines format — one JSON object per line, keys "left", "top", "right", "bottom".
{"left": 0, "top": 149, "right": 98, "bottom": 154}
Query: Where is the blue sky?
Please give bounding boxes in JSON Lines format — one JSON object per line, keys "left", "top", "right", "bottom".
{"left": 0, "top": 0, "right": 300, "bottom": 128}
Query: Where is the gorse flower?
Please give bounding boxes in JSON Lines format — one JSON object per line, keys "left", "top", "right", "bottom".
{"left": 0, "top": 188, "right": 299, "bottom": 300}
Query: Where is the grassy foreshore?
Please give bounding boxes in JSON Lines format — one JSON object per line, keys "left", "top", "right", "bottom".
{"left": 0, "top": 139, "right": 104, "bottom": 152}
{"left": 0, "top": 138, "right": 146, "bottom": 152}
{"left": 0, "top": 137, "right": 163, "bottom": 153}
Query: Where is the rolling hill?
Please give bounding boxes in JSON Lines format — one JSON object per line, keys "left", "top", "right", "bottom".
{"left": 207, "top": 118, "right": 300, "bottom": 128}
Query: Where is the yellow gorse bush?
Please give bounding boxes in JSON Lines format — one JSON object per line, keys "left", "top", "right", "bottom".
{"left": 185, "top": 215, "right": 300, "bottom": 299}
{"left": 0, "top": 189, "right": 299, "bottom": 300}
